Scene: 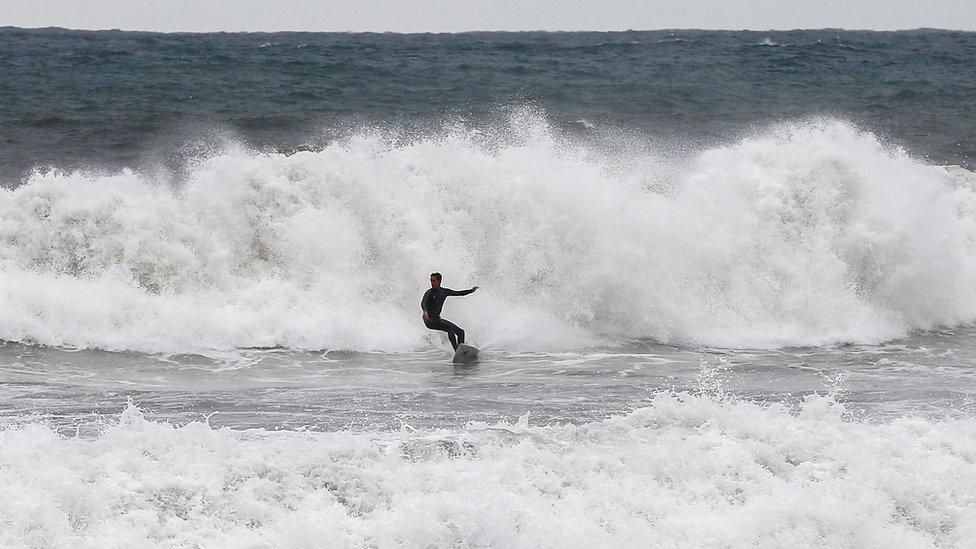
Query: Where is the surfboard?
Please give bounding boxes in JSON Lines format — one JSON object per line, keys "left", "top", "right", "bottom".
{"left": 452, "top": 343, "right": 479, "bottom": 363}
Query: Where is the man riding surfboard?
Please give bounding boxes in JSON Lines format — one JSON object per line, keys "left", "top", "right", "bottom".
{"left": 421, "top": 272, "right": 478, "bottom": 350}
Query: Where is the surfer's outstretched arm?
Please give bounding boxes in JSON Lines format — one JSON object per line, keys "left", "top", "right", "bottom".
{"left": 445, "top": 286, "right": 478, "bottom": 297}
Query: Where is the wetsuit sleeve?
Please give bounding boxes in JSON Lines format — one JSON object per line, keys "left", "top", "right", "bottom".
{"left": 444, "top": 288, "right": 475, "bottom": 296}
{"left": 421, "top": 289, "right": 433, "bottom": 312}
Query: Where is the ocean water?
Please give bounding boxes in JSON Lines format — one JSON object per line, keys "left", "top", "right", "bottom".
{"left": 2, "top": 27, "right": 976, "bottom": 547}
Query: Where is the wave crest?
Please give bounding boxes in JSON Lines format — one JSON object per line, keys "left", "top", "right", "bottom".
{"left": 2, "top": 115, "right": 975, "bottom": 352}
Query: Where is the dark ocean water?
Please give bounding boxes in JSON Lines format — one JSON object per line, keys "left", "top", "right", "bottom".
{"left": 1, "top": 27, "right": 974, "bottom": 183}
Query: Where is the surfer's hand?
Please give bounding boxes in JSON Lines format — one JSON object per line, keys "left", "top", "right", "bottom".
{"left": 422, "top": 311, "right": 429, "bottom": 321}
{"left": 472, "top": 286, "right": 479, "bottom": 292}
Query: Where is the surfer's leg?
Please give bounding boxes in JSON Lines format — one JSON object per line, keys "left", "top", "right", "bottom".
{"left": 425, "top": 318, "right": 460, "bottom": 350}
{"left": 439, "top": 319, "right": 463, "bottom": 350}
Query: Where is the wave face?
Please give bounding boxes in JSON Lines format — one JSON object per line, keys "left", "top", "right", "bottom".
{"left": 2, "top": 116, "right": 976, "bottom": 353}
{"left": 1, "top": 394, "right": 974, "bottom": 547}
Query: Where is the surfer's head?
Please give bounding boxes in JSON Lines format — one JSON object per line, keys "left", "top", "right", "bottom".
{"left": 430, "top": 272, "right": 442, "bottom": 288}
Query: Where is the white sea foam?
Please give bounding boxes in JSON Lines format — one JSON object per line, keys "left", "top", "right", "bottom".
{"left": 2, "top": 115, "right": 976, "bottom": 353}
{"left": 0, "top": 394, "right": 973, "bottom": 547}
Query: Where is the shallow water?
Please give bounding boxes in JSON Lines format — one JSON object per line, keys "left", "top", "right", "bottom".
{"left": 4, "top": 326, "right": 975, "bottom": 433}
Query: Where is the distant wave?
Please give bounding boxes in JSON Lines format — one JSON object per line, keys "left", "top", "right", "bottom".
{"left": 2, "top": 113, "right": 976, "bottom": 353}
{"left": 0, "top": 393, "right": 972, "bottom": 546}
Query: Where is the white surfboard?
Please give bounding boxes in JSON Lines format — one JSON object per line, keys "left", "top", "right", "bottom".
{"left": 452, "top": 343, "right": 479, "bottom": 363}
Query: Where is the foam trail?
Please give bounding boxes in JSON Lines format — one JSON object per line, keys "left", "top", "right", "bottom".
{"left": 0, "top": 395, "right": 974, "bottom": 547}
{"left": 2, "top": 115, "right": 976, "bottom": 353}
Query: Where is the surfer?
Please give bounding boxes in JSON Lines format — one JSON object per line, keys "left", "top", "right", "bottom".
{"left": 421, "top": 272, "right": 478, "bottom": 350}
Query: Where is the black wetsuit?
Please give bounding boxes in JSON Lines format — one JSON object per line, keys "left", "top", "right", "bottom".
{"left": 421, "top": 287, "right": 474, "bottom": 350}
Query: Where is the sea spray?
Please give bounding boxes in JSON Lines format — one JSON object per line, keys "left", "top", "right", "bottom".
{"left": 2, "top": 115, "right": 976, "bottom": 353}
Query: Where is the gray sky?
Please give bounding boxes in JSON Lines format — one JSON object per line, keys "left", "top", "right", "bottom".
{"left": 2, "top": 0, "right": 975, "bottom": 32}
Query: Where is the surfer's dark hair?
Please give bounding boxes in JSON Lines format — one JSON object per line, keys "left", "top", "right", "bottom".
{"left": 430, "top": 272, "right": 442, "bottom": 281}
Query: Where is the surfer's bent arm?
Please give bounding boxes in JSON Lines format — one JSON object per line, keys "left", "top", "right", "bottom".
{"left": 421, "top": 289, "right": 433, "bottom": 320}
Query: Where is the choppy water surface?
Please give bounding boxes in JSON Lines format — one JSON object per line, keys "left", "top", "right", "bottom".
{"left": 3, "top": 326, "right": 975, "bottom": 432}
{"left": 2, "top": 333, "right": 976, "bottom": 547}
{"left": 2, "top": 28, "right": 975, "bottom": 183}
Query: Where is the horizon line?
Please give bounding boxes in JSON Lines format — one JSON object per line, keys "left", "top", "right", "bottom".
{"left": 3, "top": 25, "right": 974, "bottom": 35}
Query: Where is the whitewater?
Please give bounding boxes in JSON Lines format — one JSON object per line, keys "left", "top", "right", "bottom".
{"left": 0, "top": 394, "right": 973, "bottom": 548}
{"left": 3, "top": 116, "right": 976, "bottom": 355}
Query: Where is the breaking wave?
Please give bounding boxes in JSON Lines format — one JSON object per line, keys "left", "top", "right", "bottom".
{"left": 2, "top": 114, "right": 976, "bottom": 353}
